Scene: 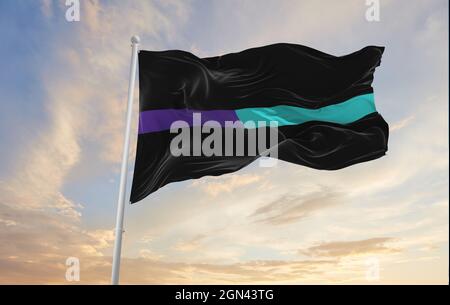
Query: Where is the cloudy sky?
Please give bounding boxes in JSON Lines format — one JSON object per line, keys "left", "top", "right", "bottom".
{"left": 0, "top": 0, "right": 448, "bottom": 284}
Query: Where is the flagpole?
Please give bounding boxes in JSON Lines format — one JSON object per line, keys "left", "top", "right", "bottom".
{"left": 111, "top": 35, "right": 140, "bottom": 285}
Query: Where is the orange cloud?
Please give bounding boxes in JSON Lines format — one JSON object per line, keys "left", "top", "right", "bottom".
{"left": 300, "top": 238, "right": 400, "bottom": 258}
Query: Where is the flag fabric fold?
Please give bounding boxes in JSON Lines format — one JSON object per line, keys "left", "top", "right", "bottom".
{"left": 130, "top": 43, "right": 388, "bottom": 204}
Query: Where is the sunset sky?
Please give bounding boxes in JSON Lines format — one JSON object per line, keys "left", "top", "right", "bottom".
{"left": 0, "top": 0, "right": 448, "bottom": 284}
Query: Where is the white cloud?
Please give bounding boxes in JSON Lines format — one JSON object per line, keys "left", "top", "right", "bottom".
{"left": 390, "top": 115, "right": 415, "bottom": 132}
{"left": 191, "top": 173, "right": 262, "bottom": 196}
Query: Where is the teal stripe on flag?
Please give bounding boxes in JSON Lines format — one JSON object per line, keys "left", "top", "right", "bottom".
{"left": 235, "top": 93, "right": 377, "bottom": 127}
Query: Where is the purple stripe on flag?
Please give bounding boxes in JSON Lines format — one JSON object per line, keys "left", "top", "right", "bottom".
{"left": 138, "top": 109, "right": 240, "bottom": 134}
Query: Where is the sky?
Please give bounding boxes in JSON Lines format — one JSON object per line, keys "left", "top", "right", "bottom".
{"left": 0, "top": 0, "right": 448, "bottom": 284}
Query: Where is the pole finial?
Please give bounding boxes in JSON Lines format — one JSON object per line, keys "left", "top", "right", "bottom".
{"left": 131, "top": 35, "right": 140, "bottom": 45}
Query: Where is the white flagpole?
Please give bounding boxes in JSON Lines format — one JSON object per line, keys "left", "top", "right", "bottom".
{"left": 111, "top": 35, "right": 140, "bottom": 285}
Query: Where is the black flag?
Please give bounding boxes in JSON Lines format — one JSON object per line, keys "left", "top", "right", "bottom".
{"left": 130, "top": 43, "right": 388, "bottom": 203}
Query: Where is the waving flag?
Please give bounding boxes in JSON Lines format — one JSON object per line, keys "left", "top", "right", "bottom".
{"left": 130, "top": 43, "right": 388, "bottom": 203}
